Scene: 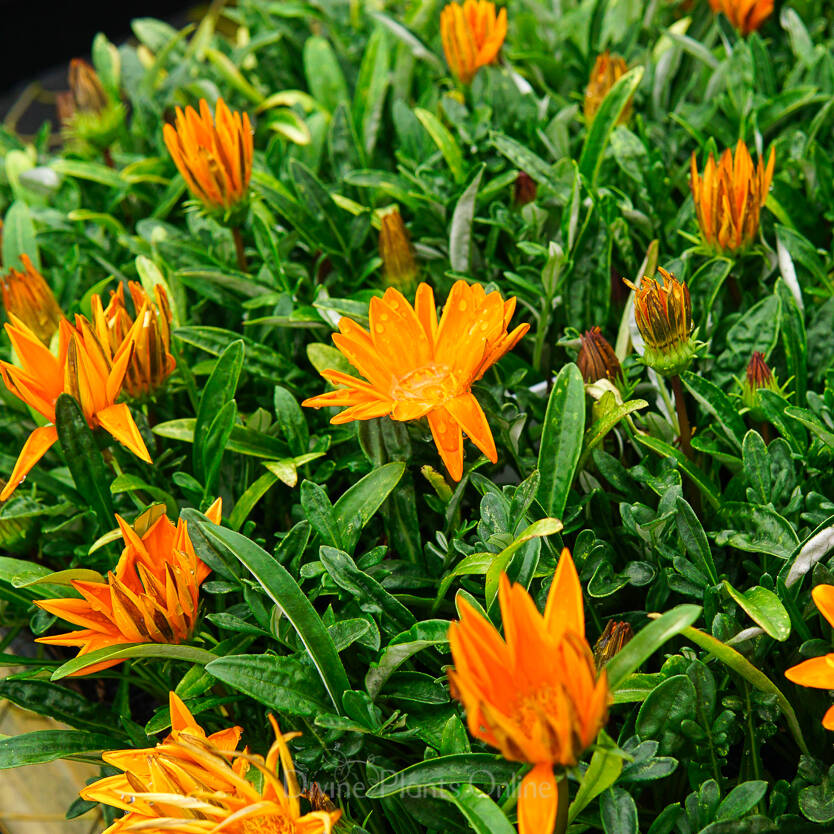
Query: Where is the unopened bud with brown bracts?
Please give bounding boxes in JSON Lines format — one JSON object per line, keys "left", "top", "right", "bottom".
{"left": 741, "top": 351, "right": 785, "bottom": 421}
{"left": 513, "top": 172, "right": 537, "bottom": 207}
{"left": 578, "top": 327, "right": 623, "bottom": 385}
{"left": 379, "top": 208, "right": 418, "bottom": 291}
{"left": 593, "top": 620, "right": 634, "bottom": 668}
{"left": 59, "top": 58, "right": 124, "bottom": 151}
{"left": 585, "top": 51, "right": 631, "bottom": 126}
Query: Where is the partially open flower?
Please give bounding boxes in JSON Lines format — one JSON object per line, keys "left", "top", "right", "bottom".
{"left": 449, "top": 549, "right": 610, "bottom": 834}
{"left": 578, "top": 327, "right": 622, "bottom": 385}
{"left": 36, "top": 500, "right": 220, "bottom": 675}
{"left": 585, "top": 51, "right": 631, "bottom": 125}
{"left": 379, "top": 208, "right": 418, "bottom": 291}
{"left": 709, "top": 0, "right": 773, "bottom": 35}
{"left": 1, "top": 255, "right": 63, "bottom": 345}
{"left": 690, "top": 140, "right": 775, "bottom": 253}
{"left": 81, "top": 691, "right": 341, "bottom": 833}
{"left": 92, "top": 282, "right": 175, "bottom": 399}
{"left": 163, "top": 98, "right": 254, "bottom": 218}
{"left": 60, "top": 58, "right": 124, "bottom": 150}
{"left": 626, "top": 268, "right": 695, "bottom": 377}
{"left": 440, "top": 0, "right": 507, "bottom": 85}
{"left": 0, "top": 314, "right": 152, "bottom": 500}
{"left": 302, "top": 281, "right": 528, "bottom": 481}
{"left": 786, "top": 585, "right": 834, "bottom": 730}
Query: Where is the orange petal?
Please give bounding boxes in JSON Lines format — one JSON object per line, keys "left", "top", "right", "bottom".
{"left": 823, "top": 704, "right": 834, "bottom": 731}
{"left": 785, "top": 654, "right": 834, "bottom": 689}
{"left": 1, "top": 424, "right": 59, "bottom": 500}
{"left": 445, "top": 393, "right": 497, "bottom": 462}
{"left": 518, "top": 763, "right": 558, "bottom": 834}
{"left": 205, "top": 497, "right": 223, "bottom": 524}
{"left": 427, "top": 407, "right": 463, "bottom": 481}
{"left": 96, "top": 403, "right": 152, "bottom": 463}
{"left": 544, "top": 548, "right": 585, "bottom": 641}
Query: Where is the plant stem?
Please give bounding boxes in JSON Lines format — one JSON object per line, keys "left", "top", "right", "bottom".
{"left": 670, "top": 374, "right": 693, "bottom": 460}
{"left": 232, "top": 226, "right": 248, "bottom": 272}
{"left": 554, "top": 776, "right": 569, "bottom": 834}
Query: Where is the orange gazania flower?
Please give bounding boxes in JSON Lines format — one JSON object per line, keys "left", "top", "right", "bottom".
{"left": 440, "top": 0, "right": 507, "bottom": 85}
{"left": 163, "top": 98, "right": 254, "bottom": 214}
{"left": 92, "top": 281, "right": 176, "bottom": 398}
{"left": 448, "top": 549, "right": 610, "bottom": 834}
{"left": 81, "top": 691, "right": 341, "bottom": 834}
{"left": 0, "top": 314, "right": 152, "bottom": 501}
{"left": 709, "top": 0, "right": 773, "bottom": 35}
{"left": 786, "top": 585, "right": 834, "bottom": 730}
{"left": 302, "top": 281, "right": 528, "bottom": 481}
{"left": 690, "top": 139, "right": 775, "bottom": 253}
{"left": 35, "top": 500, "right": 220, "bottom": 675}
{"left": 584, "top": 51, "right": 630, "bottom": 125}
{"left": 1, "top": 255, "right": 63, "bottom": 345}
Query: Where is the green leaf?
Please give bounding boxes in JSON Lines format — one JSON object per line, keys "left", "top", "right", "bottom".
{"left": 366, "top": 754, "right": 518, "bottom": 798}
{"left": 414, "top": 107, "right": 464, "bottom": 183}
{"left": 681, "top": 371, "right": 746, "bottom": 452}
{"left": 52, "top": 643, "right": 217, "bottom": 680}
{"left": 675, "top": 497, "right": 718, "bottom": 586}
{"left": 303, "top": 36, "right": 349, "bottom": 114}
{"left": 202, "top": 400, "right": 237, "bottom": 495}
{"left": 635, "top": 434, "right": 720, "bottom": 509}
{"left": 333, "top": 461, "right": 405, "bottom": 553}
{"left": 716, "top": 781, "right": 768, "bottom": 821}
{"left": 579, "top": 397, "right": 648, "bottom": 468}
{"left": 54, "top": 394, "right": 114, "bottom": 530}
{"left": 606, "top": 604, "right": 702, "bottom": 689}
{"left": 722, "top": 581, "right": 791, "bottom": 641}
{"left": 537, "top": 363, "right": 585, "bottom": 518}
{"left": 154, "top": 419, "right": 287, "bottom": 459}
{"left": 205, "top": 654, "right": 329, "bottom": 717}
{"left": 742, "top": 430, "right": 770, "bottom": 504}
{"left": 579, "top": 66, "right": 644, "bottom": 187}
{"left": 2, "top": 200, "right": 40, "bottom": 270}
{"left": 199, "top": 523, "right": 350, "bottom": 711}
{"left": 0, "top": 730, "right": 122, "bottom": 768}
{"left": 353, "top": 27, "right": 391, "bottom": 156}
{"left": 602, "top": 787, "right": 639, "bottom": 834}
{"left": 438, "top": 785, "right": 516, "bottom": 834}
{"left": 569, "top": 734, "right": 624, "bottom": 821}
{"left": 193, "top": 339, "right": 244, "bottom": 482}
{"left": 636, "top": 674, "right": 696, "bottom": 754}
{"left": 300, "top": 480, "right": 342, "bottom": 549}
{"left": 449, "top": 164, "right": 484, "bottom": 273}
{"left": 51, "top": 158, "right": 126, "bottom": 189}
{"left": 680, "top": 625, "right": 808, "bottom": 754}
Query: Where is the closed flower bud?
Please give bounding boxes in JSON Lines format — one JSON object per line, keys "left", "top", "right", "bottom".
{"left": 513, "top": 172, "right": 537, "bottom": 207}
{"left": 742, "top": 351, "right": 783, "bottom": 421}
{"left": 1, "top": 255, "right": 63, "bottom": 345}
{"left": 61, "top": 59, "right": 124, "bottom": 150}
{"left": 691, "top": 140, "right": 774, "bottom": 253}
{"left": 709, "top": 0, "right": 773, "bottom": 35}
{"left": 585, "top": 51, "right": 631, "bottom": 126}
{"left": 626, "top": 268, "right": 695, "bottom": 377}
{"left": 440, "top": 0, "right": 507, "bottom": 85}
{"left": 92, "top": 281, "right": 176, "bottom": 399}
{"left": 578, "top": 327, "right": 622, "bottom": 385}
{"left": 593, "top": 620, "right": 634, "bottom": 668}
{"left": 379, "top": 208, "right": 418, "bottom": 290}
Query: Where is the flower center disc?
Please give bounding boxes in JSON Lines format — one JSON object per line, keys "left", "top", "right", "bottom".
{"left": 392, "top": 364, "right": 461, "bottom": 406}
{"left": 240, "top": 814, "right": 294, "bottom": 834}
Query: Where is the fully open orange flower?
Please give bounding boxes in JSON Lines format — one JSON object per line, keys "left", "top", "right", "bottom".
{"left": 709, "top": 0, "right": 773, "bottom": 35}
{"left": 35, "top": 500, "right": 220, "bottom": 675}
{"left": 1, "top": 255, "right": 63, "bottom": 345}
{"left": 690, "top": 139, "right": 775, "bottom": 253}
{"left": 163, "top": 98, "right": 253, "bottom": 214}
{"left": 0, "top": 314, "right": 151, "bottom": 500}
{"left": 440, "top": 0, "right": 507, "bottom": 85}
{"left": 92, "top": 281, "right": 176, "bottom": 398}
{"left": 785, "top": 585, "right": 834, "bottom": 730}
{"left": 81, "top": 691, "right": 341, "bottom": 834}
{"left": 302, "top": 281, "right": 528, "bottom": 481}
{"left": 448, "top": 549, "right": 610, "bottom": 834}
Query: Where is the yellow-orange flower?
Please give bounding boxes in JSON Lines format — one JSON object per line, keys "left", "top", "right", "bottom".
{"left": 302, "top": 281, "right": 528, "bottom": 481}
{"left": 785, "top": 585, "right": 834, "bottom": 730}
{"left": 440, "top": 0, "right": 507, "bottom": 85}
{"left": 379, "top": 208, "right": 418, "bottom": 290}
{"left": 709, "top": 0, "right": 773, "bottom": 35}
{"left": 81, "top": 691, "right": 341, "bottom": 834}
{"left": 690, "top": 139, "right": 775, "bottom": 253}
{"left": 1, "top": 255, "right": 63, "bottom": 345}
{"left": 0, "top": 314, "right": 152, "bottom": 500}
{"left": 92, "top": 281, "right": 176, "bottom": 398}
{"left": 448, "top": 549, "right": 610, "bottom": 834}
{"left": 163, "top": 98, "right": 254, "bottom": 214}
{"left": 35, "top": 500, "right": 220, "bottom": 675}
{"left": 584, "top": 51, "right": 630, "bottom": 125}
{"left": 625, "top": 268, "right": 694, "bottom": 377}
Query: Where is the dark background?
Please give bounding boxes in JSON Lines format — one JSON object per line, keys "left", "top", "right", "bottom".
{"left": 0, "top": 1, "right": 190, "bottom": 127}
